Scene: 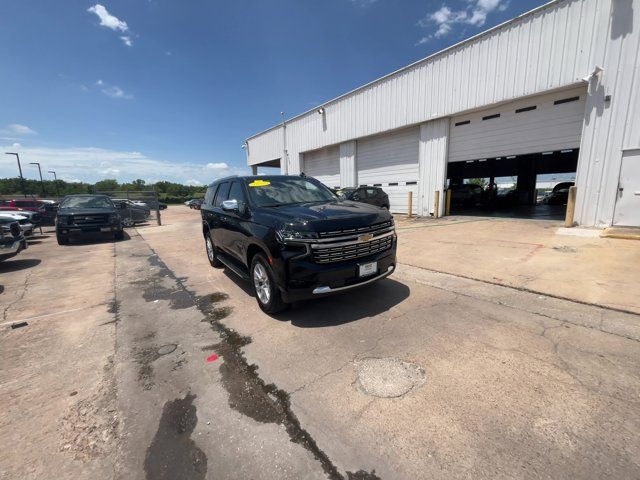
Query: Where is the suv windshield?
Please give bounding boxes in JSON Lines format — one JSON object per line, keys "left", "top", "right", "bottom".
{"left": 245, "top": 177, "right": 336, "bottom": 207}
{"left": 59, "top": 196, "right": 114, "bottom": 209}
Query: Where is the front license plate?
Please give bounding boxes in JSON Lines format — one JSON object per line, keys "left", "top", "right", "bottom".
{"left": 100, "top": 227, "right": 112, "bottom": 232}
{"left": 359, "top": 261, "right": 377, "bottom": 278}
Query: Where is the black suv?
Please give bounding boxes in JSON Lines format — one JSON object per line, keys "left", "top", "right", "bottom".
{"left": 337, "top": 186, "right": 390, "bottom": 209}
{"left": 56, "top": 195, "right": 124, "bottom": 245}
{"left": 201, "top": 175, "right": 397, "bottom": 313}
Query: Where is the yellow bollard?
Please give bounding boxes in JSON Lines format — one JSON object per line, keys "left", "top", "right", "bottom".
{"left": 445, "top": 189, "right": 452, "bottom": 216}
{"left": 564, "top": 186, "right": 577, "bottom": 227}
{"left": 434, "top": 191, "right": 440, "bottom": 219}
{"left": 407, "top": 191, "right": 413, "bottom": 218}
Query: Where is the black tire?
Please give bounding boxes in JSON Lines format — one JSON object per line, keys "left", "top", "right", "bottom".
{"left": 122, "top": 217, "right": 135, "bottom": 228}
{"left": 250, "top": 253, "right": 288, "bottom": 314}
{"left": 204, "top": 231, "right": 223, "bottom": 268}
{"left": 114, "top": 229, "right": 124, "bottom": 241}
{"left": 56, "top": 233, "right": 69, "bottom": 245}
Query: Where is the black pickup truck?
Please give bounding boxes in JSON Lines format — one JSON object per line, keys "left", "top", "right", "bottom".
{"left": 201, "top": 175, "right": 397, "bottom": 313}
{"left": 55, "top": 195, "right": 124, "bottom": 245}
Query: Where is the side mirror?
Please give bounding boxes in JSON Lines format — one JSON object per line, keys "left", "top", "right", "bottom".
{"left": 338, "top": 193, "right": 347, "bottom": 201}
{"left": 221, "top": 199, "right": 239, "bottom": 212}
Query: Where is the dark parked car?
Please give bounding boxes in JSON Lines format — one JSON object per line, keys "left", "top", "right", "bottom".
{"left": 543, "top": 182, "right": 574, "bottom": 205}
{"left": 190, "top": 199, "right": 204, "bottom": 210}
{"left": 201, "top": 175, "right": 397, "bottom": 314}
{"left": 338, "top": 186, "right": 390, "bottom": 209}
{"left": 449, "top": 183, "right": 484, "bottom": 207}
{"left": 0, "top": 218, "right": 27, "bottom": 262}
{"left": 112, "top": 199, "right": 151, "bottom": 227}
{"left": 55, "top": 195, "right": 124, "bottom": 245}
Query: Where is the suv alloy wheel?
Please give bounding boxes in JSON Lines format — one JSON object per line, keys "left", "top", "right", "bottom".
{"left": 205, "top": 232, "right": 222, "bottom": 267}
{"left": 250, "top": 254, "right": 287, "bottom": 314}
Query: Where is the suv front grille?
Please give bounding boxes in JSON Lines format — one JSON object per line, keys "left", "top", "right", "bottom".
{"left": 312, "top": 233, "right": 393, "bottom": 264}
{"left": 72, "top": 214, "right": 109, "bottom": 225}
{"left": 318, "top": 220, "right": 393, "bottom": 239}
{"left": 310, "top": 221, "right": 395, "bottom": 264}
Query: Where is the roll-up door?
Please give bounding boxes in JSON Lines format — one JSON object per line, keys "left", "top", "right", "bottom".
{"left": 303, "top": 146, "right": 340, "bottom": 188}
{"left": 448, "top": 86, "right": 587, "bottom": 163}
{"left": 357, "top": 126, "right": 419, "bottom": 214}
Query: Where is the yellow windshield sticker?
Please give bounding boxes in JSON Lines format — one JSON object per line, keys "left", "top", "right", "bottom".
{"left": 249, "top": 180, "right": 271, "bottom": 187}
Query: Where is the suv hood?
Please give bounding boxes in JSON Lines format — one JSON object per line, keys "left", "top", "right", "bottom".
{"left": 264, "top": 201, "right": 391, "bottom": 231}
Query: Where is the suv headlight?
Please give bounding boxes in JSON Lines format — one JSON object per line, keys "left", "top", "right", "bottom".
{"left": 276, "top": 228, "right": 318, "bottom": 243}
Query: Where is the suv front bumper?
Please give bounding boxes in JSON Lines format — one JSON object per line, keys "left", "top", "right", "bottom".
{"left": 278, "top": 245, "right": 397, "bottom": 303}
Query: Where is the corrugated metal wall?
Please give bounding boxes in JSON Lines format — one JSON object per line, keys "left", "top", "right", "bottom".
{"left": 575, "top": 0, "right": 640, "bottom": 226}
{"left": 246, "top": 0, "right": 639, "bottom": 226}
{"left": 248, "top": 0, "right": 599, "bottom": 168}
{"left": 418, "top": 119, "right": 449, "bottom": 217}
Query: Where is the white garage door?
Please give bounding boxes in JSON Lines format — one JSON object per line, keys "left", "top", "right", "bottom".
{"left": 303, "top": 146, "right": 340, "bottom": 188}
{"left": 357, "top": 126, "right": 419, "bottom": 214}
{"left": 448, "top": 86, "right": 587, "bottom": 163}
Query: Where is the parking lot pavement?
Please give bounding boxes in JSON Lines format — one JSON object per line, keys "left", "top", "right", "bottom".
{"left": 395, "top": 216, "right": 640, "bottom": 314}
{"left": 0, "top": 230, "right": 117, "bottom": 479}
{"left": 138, "top": 207, "right": 640, "bottom": 479}
{"left": 2, "top": 207, "right": 639, "bottom": 479}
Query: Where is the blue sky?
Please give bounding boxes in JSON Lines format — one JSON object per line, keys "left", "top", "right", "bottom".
{"left": 0, "top": 0, "right": 548, "bottom": 185}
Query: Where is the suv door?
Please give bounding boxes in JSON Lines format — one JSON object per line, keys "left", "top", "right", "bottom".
{"left": 221, "top": 181, "right": 250, "bottom": 262}
{"left": 210, "top": 182, "right": 230, "bottom": 251}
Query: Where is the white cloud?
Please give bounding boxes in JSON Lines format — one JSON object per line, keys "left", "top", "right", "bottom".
{"left": 0, "top": 124, "right": 37, "bottom": 136}
{"left": 351, "top": 0, "right": 378, "bottom": 6}
{"left": 101, "top": 84, "right": 133, "bottom": 99}
{"left": 0, "top": 144, "right": 249, "bottom": 185}
{"left": 185, "top": 179, "right": 203, "bottom": 186}
{"left": 87, "top": 4, "right": 136, "bottom": 47}
{"left": 12, "top": 142, "right": 22, "bottom": 147}
{"left": 417, "top": 0, "right": 508, "bottom": 42}
{"left": 206, "top": 162, "right": 229, "bottom": 170}
{"left": 87, "top": 4, "right": 128, "bottom": 32}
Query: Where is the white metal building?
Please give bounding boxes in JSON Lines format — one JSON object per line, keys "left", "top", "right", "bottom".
{"left": 245, "top": 0, "right": 640, "bottom": 227}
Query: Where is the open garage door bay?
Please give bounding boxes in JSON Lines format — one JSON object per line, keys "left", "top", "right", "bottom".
{"left": 357, "top": 126, "right": 419, "bottom": 214}
{"left": 446, "top": 87, "right": 587, "bottom": 219}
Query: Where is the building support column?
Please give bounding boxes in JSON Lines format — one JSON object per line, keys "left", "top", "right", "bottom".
{"left": 418, "top": 118, "right": 450, "bottom": 217}
{"left": 251, "top": 165, "right": 258, "bottom": 175}
{"left": 339, "top": 141, "right": 357, "bottom": 188}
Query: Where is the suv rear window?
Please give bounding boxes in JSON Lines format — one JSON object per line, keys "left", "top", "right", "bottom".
{"left": 204, "top": 186, "right": 217, "bottom": 206}
{"left": 213, "top": 182, "right": 230, "bottom": 207}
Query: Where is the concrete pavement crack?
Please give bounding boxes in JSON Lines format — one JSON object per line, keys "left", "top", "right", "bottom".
{"left": 399, "top": 261, "right": 640, "bottom": 317}
{"left": 408, "top": 274, "right": 640, "bottom": 344}
{"left": 2, "top": 271, "right": 32, "bottom": 323}
{"left": 141, "top": 244, "right": 381, "bottom": 480}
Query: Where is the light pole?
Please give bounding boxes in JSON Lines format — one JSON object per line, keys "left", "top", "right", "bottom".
{"left": 29, "top": 162, "right": 45, "bottom": 197}
{"left": 5, "top": 152, "right": 27, "bottom": 197}
{"left": 48, "top": 170, "right": 60, "bottom": 197}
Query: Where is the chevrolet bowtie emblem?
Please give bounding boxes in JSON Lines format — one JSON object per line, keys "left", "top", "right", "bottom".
{"left": 359, "top": 233, "right": 374, "bottom": 242}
